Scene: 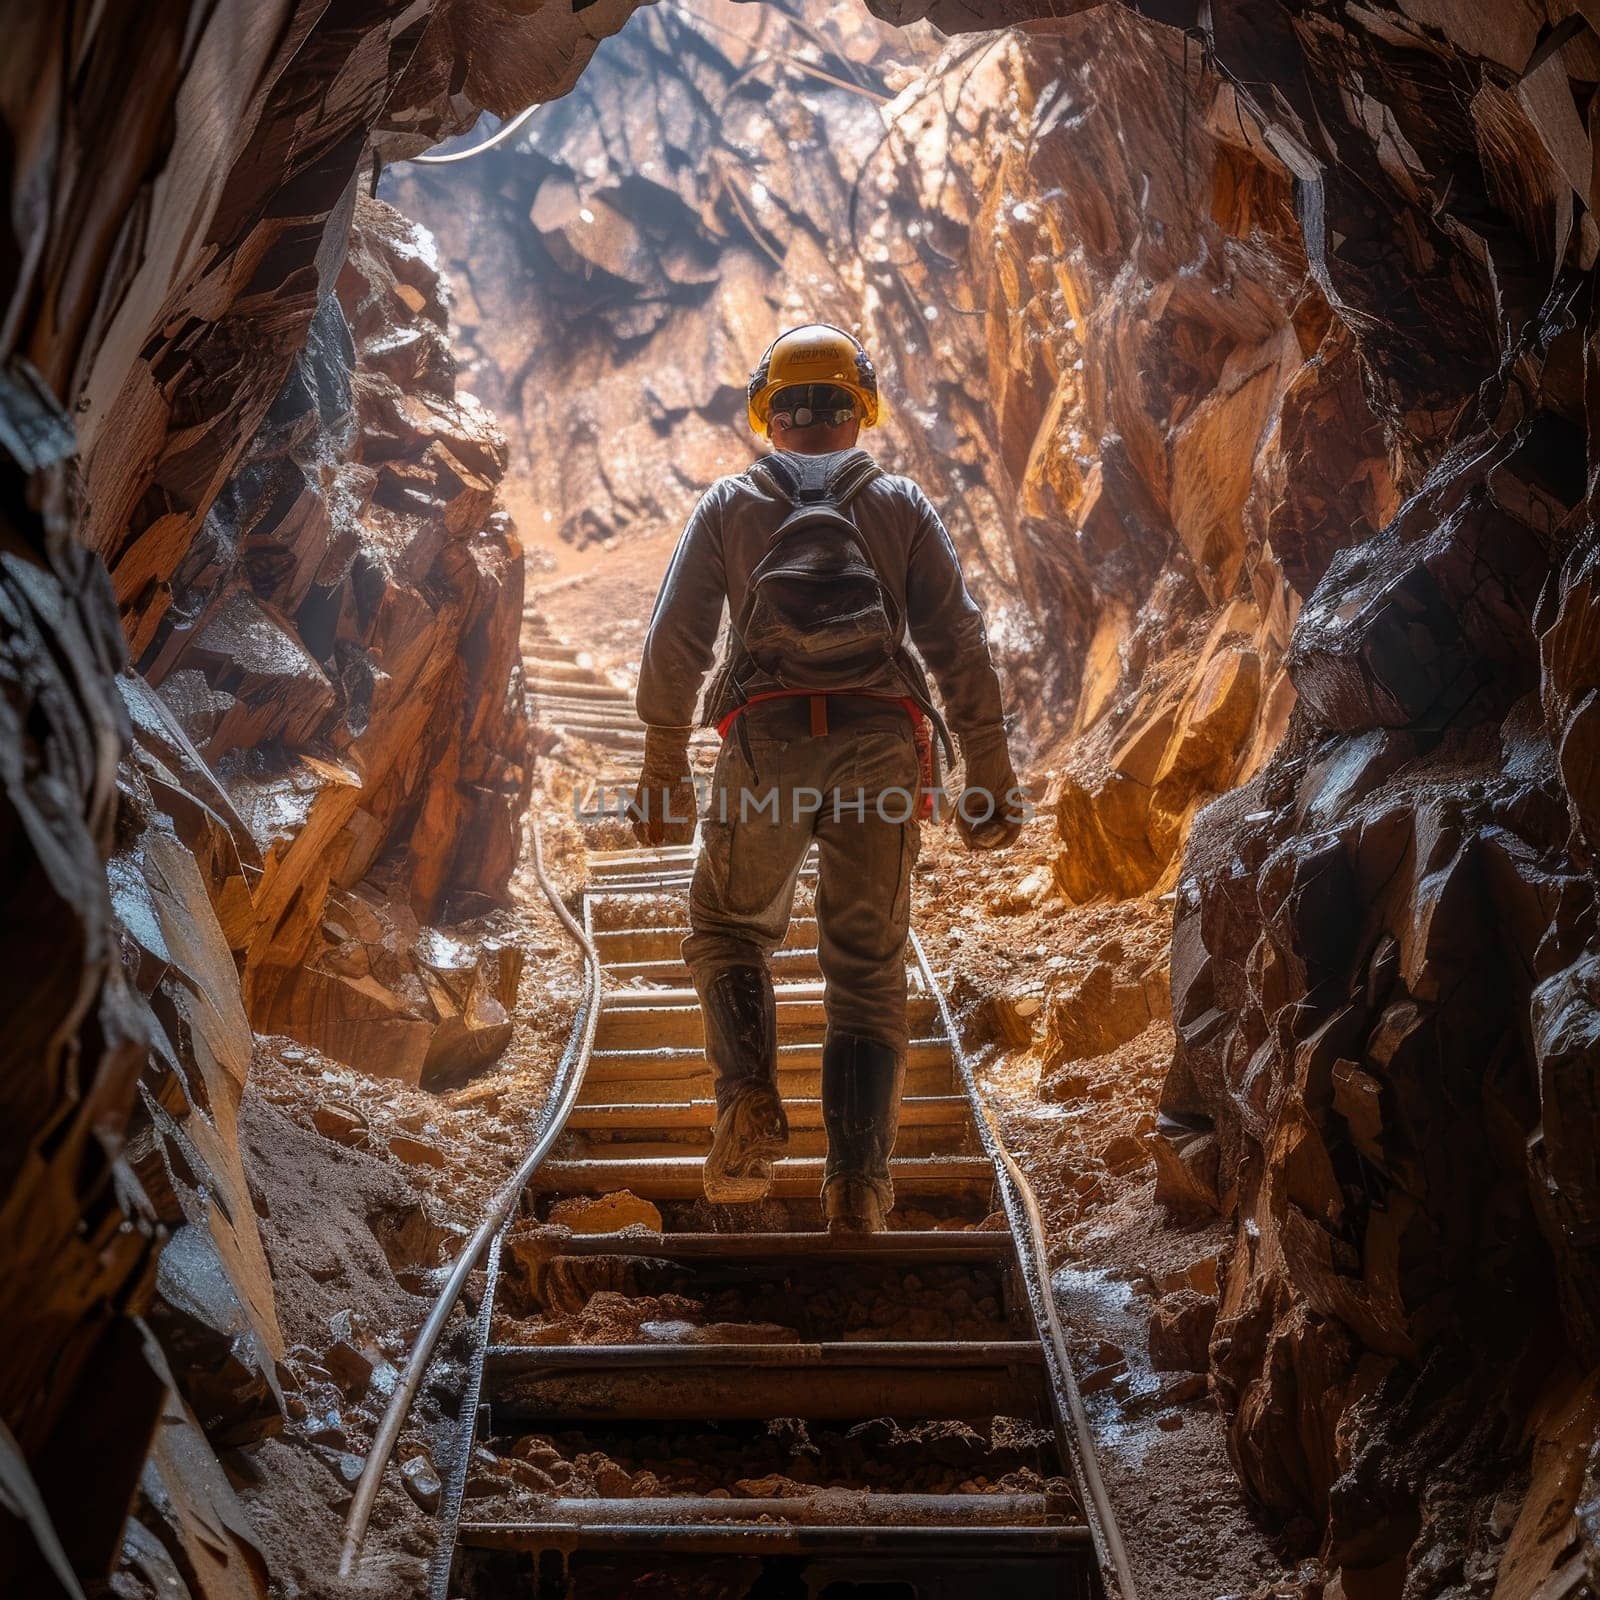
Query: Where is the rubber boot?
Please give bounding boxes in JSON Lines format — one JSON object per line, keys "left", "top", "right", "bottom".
{"left": 820, "top": 1033, "right": 905, "bottom": 1234}
{"left": 699, "top": 965, "right": 788, "bottom": 1203}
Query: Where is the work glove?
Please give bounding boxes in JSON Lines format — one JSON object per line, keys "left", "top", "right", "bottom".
{"left": 630, "top": 724, "right": 698, "bottom": 847}
{"left": 954, "top": 725, "right": 1026, "bottom": 851}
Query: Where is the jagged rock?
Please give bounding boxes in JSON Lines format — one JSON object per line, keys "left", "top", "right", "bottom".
{"left": 147, "top": 1226, "right": 283, "bottom": 1449}
{"left": 119, "top": 674, "right": 261, "bottom": 951}
{"left": 0, "top": 368, "right": 171, "bottom": 1594}
{"left": 1100, "top": 1134, "right": 1150, "bottom": 1176}
{"left": 987, "top": 992, "right": 1043, "bottom": 1048}
{"left": 548, "top": 1191, "right": 663, "bottom": 1235}
{"left": 988, "top": 867, "right": 1057, "bottom": 916}
{"left": 1289, "top": 491, "right": 1545, "bottom": 736}
{"left": 311, "top": 1104, "right": 369, "bottom": 1147}
{"left": 1149, "top": 1118, "right": 1223, "bottom": 1221}
{"left": 180, "top": 590, "right": 339, "bottom": 756}
{"left": 0, "top": 9, "right": 550, "bottom": 1561}
{"left": 388, "top": 1133, "right": 447, "bottom": 1169}
{"left": 111, "top": 765, "right": 285, "bottom": 1378}
{"left": 1149, "top": 1292, "right": 1219, "bottom": 1374}
{"left": 1171, "top": 682, "right": 1593, "bottom": 1571}
{"left": 1039, "top": 959, "right": 1165, "bottom": 1085}
{"left": 1530, "top": 946, "right": 1600, "bottom": 1354}
{"left": 117, "top": 200, "right": 531, "bottom": 1104}
{"left": 136, "top": 1358, "right": 270, "bottom": 1600}
{"left": 165, "top": 201, "right": 533, "bottom": 1030}
{"left": 251, "top": 885, "right": 520, "bottom": 1086}
{"left": 401, "top": 1451, "right": 443, "bottom": 1513}
{"left": 1055, "top": 606, "right": 1276, "bottom": 902}
{"left": 1053, "top": 764, "right": 1169, "bottom": 902}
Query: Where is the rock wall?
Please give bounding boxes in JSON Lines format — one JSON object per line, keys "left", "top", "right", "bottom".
{"left": 897, "top": 1, "right": 1598, "bottom": 1594}
{"left": 140, "top": 195, "right": 532, "bottom": 1080}
{"left": 0, "top": 2, "right": 612, "bottom": 1587}
{"left": 1119, "top": 7, "right": 1600, "bottom": 1595}
{"left": 885, "top": 2, "right": 1600, "bottom": 1591}
{"left": 6, "top": 178, "right": 532, "bottom": 1600}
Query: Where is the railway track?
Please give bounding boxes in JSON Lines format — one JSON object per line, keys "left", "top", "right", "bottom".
{"left": 360, "top": 619, "right": 1134, "bottom": 1598}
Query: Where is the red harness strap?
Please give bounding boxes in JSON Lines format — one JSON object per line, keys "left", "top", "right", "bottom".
{"left": 715, "top": 689, "right": 936, "bottom": 818}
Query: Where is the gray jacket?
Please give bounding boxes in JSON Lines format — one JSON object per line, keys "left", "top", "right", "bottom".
{"left": 636, "top": 451, "right": 1006, "bottom": 737}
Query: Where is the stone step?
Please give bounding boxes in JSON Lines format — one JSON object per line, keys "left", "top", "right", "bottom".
{"left": 523, "top": 657, "right": 604, "bottom": 685}
{"left": 602, "top": 977, "right": 816, "bottom": 1005}
{"left": 481, "top": 1338, "right": 1047, "bottom": 1423}
{"left": 564, "top": 1125, "right": 971, "bottom": 1160}
{"left": 528, "top": 678, "right": 636, "bottom": 703}
{"left": 522, "top": 638, "right": 583, "bottom": 662}
{"left": 549, "top": 726, "right": 650, "bottom": 752}
{"left": 563, "top": 1096, "right": 976, "bottom": 1159}
{"left": 593, "top": 918, "right": 818, "bottom": 963}
{"left": 522, "top": 1230, "right": 1014, "bottom": 1264}
{"left": 529, "top": 1154, "right": 994, "bottom": 1202}
{"left": 583, "top": 1036, "right": 952, "bottom": 1086}
{"left": 588, "top": 845, "right": 698, "bottom": 875}
{"left": 566, "top": 1096, "right": 972, "bottom": 1133}
{"left": 464, "top": 1491, "right": 1067, "bottom": 1528}
{"left": 593, "top": 994, "right": 939, "bottom": 1049}
{"left": 459, "top": 1519, "right": 1087, "bottom": 1565}
{"left": 575, "top": 1061, "right": 956, "bottom": 1104}
{"left": 530, "top": 690, "right": 636, "bottom": 712}
{"left": 603, "top": 947, "right": 830, "bottom": 984}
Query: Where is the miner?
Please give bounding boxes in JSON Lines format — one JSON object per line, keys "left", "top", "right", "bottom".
{"left": 631, "top": 324, "right": 1024, "bottom": 1233}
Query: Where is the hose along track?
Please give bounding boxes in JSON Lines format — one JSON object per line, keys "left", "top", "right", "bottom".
{"left": 346, "top": 615, "right": 1137, "bottom": 1600}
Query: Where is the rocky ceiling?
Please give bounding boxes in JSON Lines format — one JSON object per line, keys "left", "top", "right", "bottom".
{"left": 2, "top": 0, "right": 1598, "bottom": 1596}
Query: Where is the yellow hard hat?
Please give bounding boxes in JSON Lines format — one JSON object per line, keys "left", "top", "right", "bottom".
{"left": 747, "top": 323, "right": 880, "bottom": 433}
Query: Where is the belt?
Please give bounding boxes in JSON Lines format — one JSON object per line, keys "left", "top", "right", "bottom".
{"left": 716, "top": 689, "right": 936, "bottom": 817}
{"left": 716, "top": 688, "right": 915, "bottom": 740}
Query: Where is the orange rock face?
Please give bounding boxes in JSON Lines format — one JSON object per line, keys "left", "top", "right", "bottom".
{"left": 82, "top": 192, "right": 532, "bottom": 1595}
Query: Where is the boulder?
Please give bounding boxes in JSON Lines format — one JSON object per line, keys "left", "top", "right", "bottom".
{"left": 548, "top": 1192, "right": 664, "bottom": 1236}
{"left": 249, "top": 886, "right": 520, "bottom": 1085}
{"left": 986, "top": 992, "right": 1043, "bottom": 1048}
{"left": 1039, "top": 959, "right": 1164, "bottom": 1086}
{"left": 1149, "top": 1291, "right": 1219, "bottom": 1373}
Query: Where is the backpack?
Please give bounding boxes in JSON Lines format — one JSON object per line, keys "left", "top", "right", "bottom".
{"left": 733, "top": 449, "right": 899, "bottom": 689}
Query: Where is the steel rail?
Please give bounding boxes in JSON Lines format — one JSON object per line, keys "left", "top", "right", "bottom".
{"left": 337, "top": 818, "right": 601, "bottom": 1577}
{"left": 910, "top": 928, "right": 1140, "bottom": 1600}
{"left": 340, "top": 803, "right": 1132, "bottom": 1596}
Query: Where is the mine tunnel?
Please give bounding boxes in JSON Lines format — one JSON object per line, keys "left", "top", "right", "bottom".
{"left": 1, "top": 0, "right": 1596, "bottom": 1597}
